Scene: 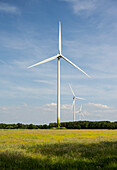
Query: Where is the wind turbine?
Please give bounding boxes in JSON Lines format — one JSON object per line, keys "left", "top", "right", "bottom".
{"left": 28, "top": 22, "right": 90, "bottom": 128}
{"left": 78, "top": 105, "right": 85, "bottom": 120}
{"left": 69, "top": 84, "right": 85, "bottom": 122}
{"left": 78, "top": 104, "right": 88, "bottom": 120}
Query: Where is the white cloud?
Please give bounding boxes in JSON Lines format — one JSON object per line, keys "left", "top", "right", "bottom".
{"left": 45, "top": 103, "right": 72, "bottom": 110}
{"left": 33, "top": 79, "right": 55, "bottom": 85}
{"left": 61, "top": 104, "right": 72, "bottom": 110}
{"left": 0, "top": 102, "right": 116, "bottom": 124}
{"left": 0, "top": 34, "right": 32, "bottom": 50}
{"left": 61, "top": 0, "right": 97, "bottom": 14}
{"left": 46, "top": 103, "right": 57, "bottom": 107}
{"left": 88, "top": 102, "right": 110, "bottom": 109}
{"left": 0, "top": 104, "right": 55, "bottom": 124}
{"left": 93, "top": 109, "right": 117, "bottom": 114}
{"left": 0, "top": 2, "right": 20, "bottom": 14}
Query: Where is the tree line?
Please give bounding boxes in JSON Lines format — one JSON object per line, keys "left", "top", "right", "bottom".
{"left": 0, "top": 121, "right": 117, "bottom": 129}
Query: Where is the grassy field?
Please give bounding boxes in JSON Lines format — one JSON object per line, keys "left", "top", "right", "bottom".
{"left": 0, "top": 129, "right": 117, "bottom": 169}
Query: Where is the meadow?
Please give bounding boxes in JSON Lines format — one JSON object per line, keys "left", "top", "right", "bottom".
{"left": 0, "top": 129, "right": 117, "bottom": 169}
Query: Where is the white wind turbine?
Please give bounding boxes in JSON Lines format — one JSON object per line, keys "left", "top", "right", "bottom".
{"left": 78, "top": 105, "right": 85, "bottom": 120}
{"left": 28, "top": 22, "right": 90, "bottom": 128}
{"left": 78, "top": 105, "right": 88, "bottom": 120}
{"left": 69, "top": 84, "right": 85, "bottom": 122}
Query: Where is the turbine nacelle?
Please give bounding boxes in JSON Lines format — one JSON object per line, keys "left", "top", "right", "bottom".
{"left": 73, "top": 96, "right": 76, "bottom": 100}
{"left": 57, "top": 54, "right": 62, "bottom": 59}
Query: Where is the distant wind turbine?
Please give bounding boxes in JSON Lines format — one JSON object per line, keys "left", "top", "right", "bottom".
{"left": 78, "top": 105, "right": 88, "bottom": 120}
{"left": 78, "top": 105, "right": 85, "bottom": 120}
{"left": 69, "top": 84, "right": 85, "bottom": 121}
{"left": 28, "top": 22, "right": 90, "bottom": 128}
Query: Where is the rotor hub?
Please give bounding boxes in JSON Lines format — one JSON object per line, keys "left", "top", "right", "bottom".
{"left": 73, "top": 96, "right": 75, "bottom": 100}
{"left": 57, "top": 54, "right": 62, "bottom": 59}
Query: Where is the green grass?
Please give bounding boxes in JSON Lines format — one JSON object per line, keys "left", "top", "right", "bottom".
{"left": 0, "top": 129, "right": 117, "bottom": 169}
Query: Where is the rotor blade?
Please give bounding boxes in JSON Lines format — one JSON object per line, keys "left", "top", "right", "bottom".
{"left": 79, "top": 105, "right": 82, "bottom": 112}
{"left": 69, "top": 84, "right": 75, "bottom": 96}
{"left": 80, "top": 109, "right": 85, "bottom": 118}
{"left": 59, "top": 21, "right": 61, "bottom": 54}
{"left": 61, "top": 55, "right": 90, "bottom": 78}
{"left": 72, "top": 99, "right": 75, "bottom": 108}
{"left": 76, "top": 97, "right": 85, "bottom": 100}
{"left": 27, "top": 55, "right": 58, "bottom": 69}
{"left": 81, "top": 112, "right": 85, "bottom": 118}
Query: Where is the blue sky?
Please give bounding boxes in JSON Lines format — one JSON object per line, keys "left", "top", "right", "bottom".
{"left": 0, "top": 0, "right": 117, "bottom": 124}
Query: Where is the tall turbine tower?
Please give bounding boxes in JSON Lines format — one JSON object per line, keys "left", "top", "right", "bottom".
{"left": 28, "top": 22, "right": 90, "bottom": 128}
{"left": 69, "top": 84, "right": 85, "bottom": 121}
